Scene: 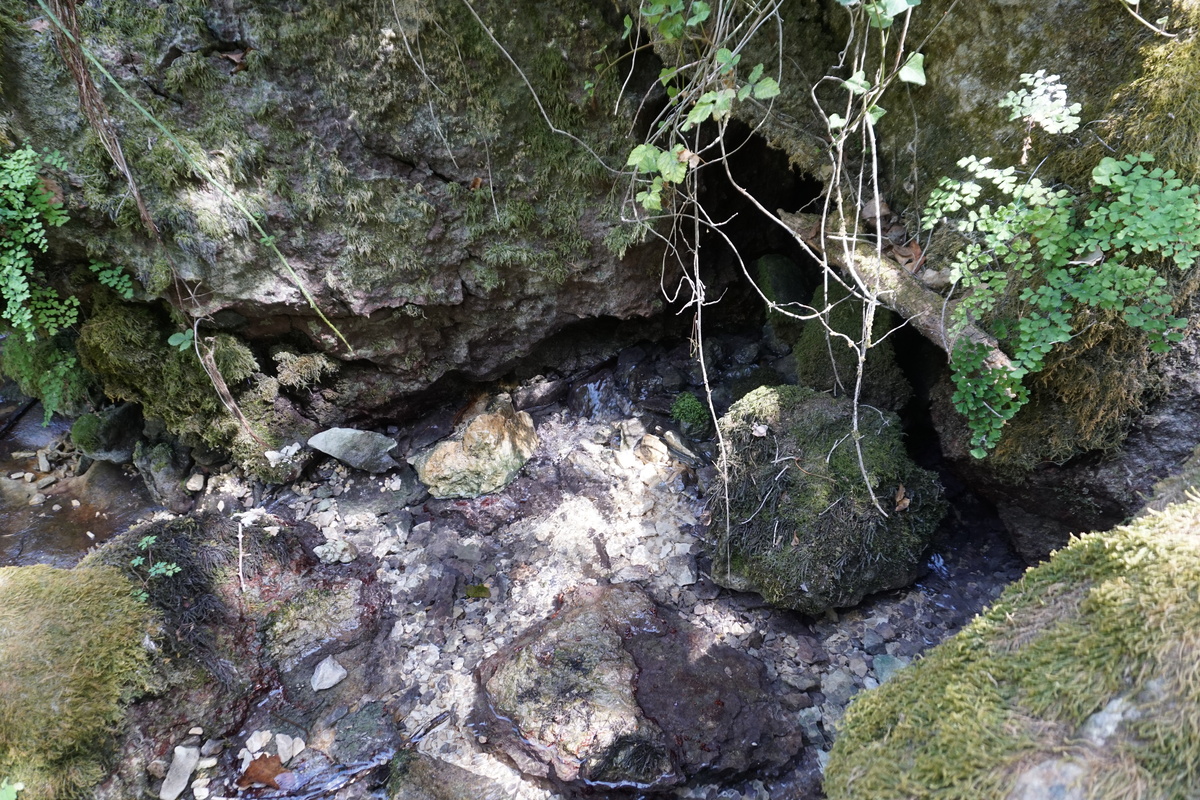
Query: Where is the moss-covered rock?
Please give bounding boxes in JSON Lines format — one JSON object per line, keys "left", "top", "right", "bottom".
{"left": 826, "top": 495, "right": 1200, "bottom": 799}
{"left": 0, "top": 565, "right": 153, "bottom": 799}
{"left": 793, "top": 283, "right": 913, "bottom": 411}
{"left": 712, "top": 386, "right": 944, "bottom": 614}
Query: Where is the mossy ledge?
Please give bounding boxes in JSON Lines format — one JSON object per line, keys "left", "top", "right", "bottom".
{"left": 0, "top": 565, "right": 154, "bottom": 799}
{"left": 826, "top": 493, "right": 1200, "bottom": 799}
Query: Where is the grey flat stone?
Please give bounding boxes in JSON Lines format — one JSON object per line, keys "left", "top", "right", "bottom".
{"left": 309, "top": 428, "right": 399, "bottom": 473}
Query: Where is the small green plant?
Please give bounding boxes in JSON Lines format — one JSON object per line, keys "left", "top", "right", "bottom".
{"left": 0, "top": 144, "right": 71, "bottom": 341}
{"left": 167, "top": 329, "right": 195, "bottom": 351}
{"left": 671, "top": 391, "right": 710, "bottom": 430}
{"left": 621, "top": 2, "right": 780, "bottom": 211}
{"left": 88, "top": 260, "right": 135, "bottom": 300}
{"left": 926, "top": 77, "right": 1200, "bottom": 457}
{"left": 129, "top": 534, "right": 181, "bottom": 602}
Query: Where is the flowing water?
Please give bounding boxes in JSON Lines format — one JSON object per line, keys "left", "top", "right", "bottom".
{"left": 0, "top": 392, "right": 154, "bottom": 567}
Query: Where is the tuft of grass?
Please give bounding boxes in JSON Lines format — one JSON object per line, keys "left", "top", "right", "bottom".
{"left": 0, "top": 565, "right": 154, "bottom": 799}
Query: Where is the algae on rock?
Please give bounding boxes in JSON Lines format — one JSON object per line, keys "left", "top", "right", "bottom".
{"left": 712, "top": 386, "right": 943, "bottom": 614}
{"left": 825, "top": 494, "right": 1200, "bottom": 800}
{"left": 0, "top": 565, "right": 154, "bottom": 800}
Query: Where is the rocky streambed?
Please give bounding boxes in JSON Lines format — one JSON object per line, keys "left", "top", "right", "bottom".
{"left": 0, "top": 337, "right": 1025, "bottom": 800}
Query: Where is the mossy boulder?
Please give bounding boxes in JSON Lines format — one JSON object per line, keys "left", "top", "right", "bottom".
{"left": 0, "top": 565, "right": 153, "bottom": 799}
{"left": 793, "top": 284, "right": 913, "bottom": 412}
{"left": 713, "top": 386, "right": 944, "bottom": 614}
{"left": 826, "top": 495, "right": 1200, "bottom": 799}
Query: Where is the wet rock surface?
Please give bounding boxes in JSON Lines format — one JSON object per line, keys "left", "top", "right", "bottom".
{"left": 2, "top": 337, "right": 1028, "bottom": 799}
{"left": 473, "top": 583, "right": 804, "bottom": 793}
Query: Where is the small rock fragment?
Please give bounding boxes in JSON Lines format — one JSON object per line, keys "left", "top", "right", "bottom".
{"left": 311, "top": 655, "right": 348, "bottom": 691}
{"left": 245, "top": 730, "right": 272, "bottom": 753}
{"left": 159, "top": 745, "right": 200, "bottom": 800}
{"left": 185, "top": 473, "right": 205, "bottom": 492}
{"left": 314, "top": 538, "right": 357, "bottom": 564}
{"left": 276, "top": 732, "right": 305, "bottom": 763}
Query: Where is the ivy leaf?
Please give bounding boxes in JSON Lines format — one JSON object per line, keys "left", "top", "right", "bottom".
{"left": 657, "top": 146, "right": 688, "bottom": 183}
{"left": 626, "top": 143, "right": 662, "bottom": 173}
{"left": 842, "top": 70, "right": 871, "bottom": 95}
{"left": 753, "top": 76, "right": 780, "bottom": 100}
{"left": 748, "top": 63, "right": 764, "bottom": 84}
{"left": 687, "top": 0, "right": 710, "bottom": 25}
{"left": 866, "top": 104, "right": 887, "bottom": 125}
{"left": 715, "top": 48, "right": 740, "bottom": 73}
{"left": 828, "top": 113, "right": 848, "bottom": 129}
{"left": 899, "top": 53, "right": 926, "bottom": 86}
{"left": 622, "top": 14, "right": 633, "bottom": 38}
{"left": 682, "top": 94, "right": 716, "bottom": 130}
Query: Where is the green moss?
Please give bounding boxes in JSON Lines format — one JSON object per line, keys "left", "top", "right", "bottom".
{"left": 714, "top": 386, "right": 944, "bottom": 614}
{"left": 70, "top": 411, "right": 103, "bottom": 453}
{"left": 793, "top": 283, "right": 912, "bottom": 411}
{"left": 670, "top": 391, "right": 710, "bottom": 433}
{"left": 984, "top": 315, "right": 1158, "bottom": 473}
{"left": 826, "top": 496, "right": 1200, "bottom": 799}
{"left": 0, "top": 565, "right": 154, "bottom": 799}
{"left": 75, "top": 296, "right": 273, "bottom": 466}
{"left": 0, "top": 333, "right": 90, "bottom": 423}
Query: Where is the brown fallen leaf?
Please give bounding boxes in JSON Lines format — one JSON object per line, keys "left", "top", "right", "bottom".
{"left": 28, "top": 18, "right": 51, "bottom": 32}
{"left": 894, "top": 484, "right": 911, "bottom": 512}
{"left": 891, "top": 239, "right": 925, "bottom": 273}
{"left": 236, "top": 753, "right": 289, "bottom": 789}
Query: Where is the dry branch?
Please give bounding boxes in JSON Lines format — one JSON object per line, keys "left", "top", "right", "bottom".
{"left": 778, "top": 210, "right": 1014, "bottom": 375}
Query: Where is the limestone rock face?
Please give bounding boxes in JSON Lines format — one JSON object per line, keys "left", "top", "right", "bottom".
{"left": 2, "top": 0, "right": 664, "bottom": 437}
{"left": 713, "top": 386, "right": 945, "bottom": 614}
{"left": 409, "top": 396, "right": 538, "bottom": 499}
{"left": 473, "top": 583, "right": 804, "bottom": 792}
{"left": 307, "top": 428, "right": 398, "bottom": 474}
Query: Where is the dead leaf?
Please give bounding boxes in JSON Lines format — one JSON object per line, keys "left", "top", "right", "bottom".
{"left": 892, "top": 239, "right": 924, "bottom": 273}
{"left": 236, "top": 753, "right": 289, "bottom": 789}
{"left": 218, "top": 49, "right": 250, "bottom": 73}
{"left": 894, "top": 484, "right": 910, "bottom": 512}
{"left": 27, "top": 18, "right": 51, "bottom": 32}
{"left": 469, "top": 176, "right": 484, "bottom": 190}
{"left": 861, "top": 196, "right": 891, "bottom": 221}
{"left": 791, "top": 533, "right": 800, "bottom": 547}
{"left": 677, "top": 147, "right": 701, "bottom": 169}
{"left": 38, "top": 176, "right": 63, "bottom": 208}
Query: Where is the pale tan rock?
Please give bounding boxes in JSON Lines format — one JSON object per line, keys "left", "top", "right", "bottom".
{"left": 409, "top": 395, "right": 539, "bottom": 499}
